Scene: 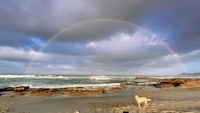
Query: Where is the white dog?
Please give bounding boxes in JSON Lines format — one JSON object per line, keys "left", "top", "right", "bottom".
{"left": 135, "top": 95, "right": 151, "bottom": 108}
{"left": 74, "top": 110, "right": 79, "bottom": 113}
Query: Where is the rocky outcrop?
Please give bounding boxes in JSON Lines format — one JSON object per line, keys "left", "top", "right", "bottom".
{"left": 1, "top": 84, "right": 126, "bottom": 97}
{"left": 26, "top": 88, "right": 61, "bottom": 96}
{"left": 3, "top": 92, "right": 25, "bottom": 98}
{"left": 179, "top": 79, "right": 200, "bottom": 88}
{"left": 27, "top": 84, "right": 125, "bottom": 96}
{"left": 14, "top": 86, "right": 30, "bottom": 91}
{"left": 63, "top": 89, "right": 104, "bottom": 95}
{"left": 0, "top": 86, "right": 30, "bottom": 92}
{"left": 151, "top": 78, "right": 200, "bottom": 88}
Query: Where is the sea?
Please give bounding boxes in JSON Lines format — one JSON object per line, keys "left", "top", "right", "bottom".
{"left": 0, "top": 74, "right": 140, "bottom": 89}
{"left": 0, "top": 74, "right": 199, "bottom": 89}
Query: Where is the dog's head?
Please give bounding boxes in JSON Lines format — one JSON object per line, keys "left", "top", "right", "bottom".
{"left": 135, "top": 95, "right": 139, "bottom": 98}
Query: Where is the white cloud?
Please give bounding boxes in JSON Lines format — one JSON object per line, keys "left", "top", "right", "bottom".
{"left": 181, "top": 49, "right": 200, "bottom": 62}
{"left": 141, "top": 49, "right": 200, "bottom": 72}
{"left": 86, "top": 32, "right": 166, "bottom": 63}
{"left": 0, "top": 46, "right": 48, "bottom": 61}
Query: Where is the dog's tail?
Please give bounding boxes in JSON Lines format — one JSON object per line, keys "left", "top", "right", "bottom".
{"left": 147, "top": 98, "right": 151, "bottom": 101}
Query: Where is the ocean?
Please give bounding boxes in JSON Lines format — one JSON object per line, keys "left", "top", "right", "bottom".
{"left": 0, "top": 75, "right": 137, "bottom": 89}
{"left": 0, "top": 74, "right": 199, "bottom": 89}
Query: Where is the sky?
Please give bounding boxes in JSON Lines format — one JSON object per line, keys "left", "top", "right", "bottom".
{"left": 0, "top": 0, "right": 200, "bottom": 75}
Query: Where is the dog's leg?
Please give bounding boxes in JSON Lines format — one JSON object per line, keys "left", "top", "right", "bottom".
{"left": 144, "top": 101, "right": 148, "bottom": 108}
{"left": 146, "top": 102, "right": 148, "bottom": 108}
{"left": 137, "top": 102, "right": 141, "bottom": 108}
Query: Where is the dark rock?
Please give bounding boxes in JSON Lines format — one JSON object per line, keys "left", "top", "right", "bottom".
{"left": 1, "top": 84, "right": 125, "bottom": 97}
{"left": 14, "top": 86, "right": 30, "bottom": 92}
{"left": 4, "top": 87, "right": 15, "bottom": 91}
{"left": 26, "top": 88, "right": 62, "bottom": 96}
{"left": 1, "top": 86, "right": 30, "bottom": 92}
{"left": 151, "top": 78, "right": 200, "bottom": 88}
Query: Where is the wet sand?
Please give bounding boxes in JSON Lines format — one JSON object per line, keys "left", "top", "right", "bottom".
{"left": 1, "top": 87, "right": 200, "bottom": 113}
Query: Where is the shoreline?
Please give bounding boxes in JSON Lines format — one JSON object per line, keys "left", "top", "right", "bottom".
{"left": 0, "top": 77, "right": 200, "bottom": 98}
{"left": 0, "top": 78, "right": 200, "bottom": 113}
{"left": 0, "top": 83, "right": 126, "bottom": 98}
{"left": 1, "top": 88, "right": 200, "bottom": 113}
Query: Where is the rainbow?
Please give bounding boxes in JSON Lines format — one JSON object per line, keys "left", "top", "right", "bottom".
{"left": 25, "top": 18, "right": 187, "bottom": 74}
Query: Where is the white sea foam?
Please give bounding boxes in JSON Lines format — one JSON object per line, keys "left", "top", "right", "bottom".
{"left": 29, "top": 83, "right": 121, "bottom": 89}
{"left": 0, "top": 74, "right": 137, "bottom": 80}
{"left": 138, "top": 82, "right": 160, "bottom": 85}
{"left": 89, "top": 75, "right": 111, "bottom": 80}
{"left": 0, "top": 74, "right": 69, "bottom": 80}
{"left": 0, "top": 75, "right": 36, "bottom": 78}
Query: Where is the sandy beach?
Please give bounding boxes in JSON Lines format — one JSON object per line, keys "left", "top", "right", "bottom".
{"left": 1, "top": 86, "right": 200, "bottom": 113}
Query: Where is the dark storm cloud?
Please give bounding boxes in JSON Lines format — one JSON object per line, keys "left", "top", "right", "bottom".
{"left": 0, "top": 0, "right": 168, "bottom": 42}
{"left": 0, "top": 0, "right": 199, "bottom": 47}
{"left": 50, "top": 20, "right": 135, "bottom": 42}
{"left": 139, "top": 0, "right": 200, "bottom": 53}
{"left": 0, "top": 30, "right": 29, "bottom": 47}
{"left": 0, "top": 30, "right": 45, "bottom": 50}
{"left": 0, "top": 0, "right": 200, "bottom": 74}
{"left": 0, "top": 0, "right": 99, "bottom": 38}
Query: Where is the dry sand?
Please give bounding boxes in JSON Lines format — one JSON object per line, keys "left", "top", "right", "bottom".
{"left": 0, "top": 87, "right": 200, "bottom": 113}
